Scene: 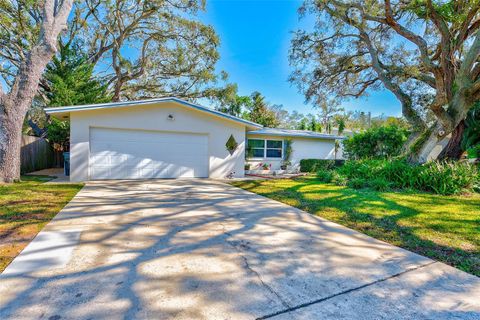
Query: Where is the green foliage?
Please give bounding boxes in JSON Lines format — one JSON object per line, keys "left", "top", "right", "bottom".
{"left": 368, "top": 178, "right": 392, "bottom": 192}
{"left": 467, "top": 145, "right": 480, "bottom": 159}
{"left": 309, "top": 116, "right": 320, "bottom": 131}
{"left": 410, "top": 127, "right": 432, "bottom": 154}
{"left": 347, "top": 177, "right": 367, "bottom": 189}
{"left": 70, "top": 0, "right": 221, "bottom": 101}
{"left": 316, "top": 169, "right": 334, "bottom": 182}
{"left": 416, "top": 161, "right": 478, "bottom": 195}
{"left": 46, "top": 118, "right": 70, "bottom": 150}
{"left": 343, "top": 125, "right": 409, "bottom": 159}
{"left": 283, "top": 139, "right": 293, "bottom": 162}
{"left": 44, "top": 42, "right": 111, "bottom": 107}
{"left": 461, "top": 103, "right": 480, "bottom": 152}
{"left": 297, "top": 119, "right": 307, "bottom": 130}
{"left": 406, "top": 0, "right": 460, "bottom": 23}
{"left": 44, "top": 42, "right": 111, "bottom": 150}
{"left": 331, "top": 171, "right": 348, "bottom": 186}
{"left": 337, "top": 159, "right": 479, "bottom": 195}
{"left": 300, "top": 159, "right": 342, "bottom": 172}
{"left": 214, "top": 84, "right": 253, "bottom": 117}
{"left": 244, "top": 92, "right": 280, "bottom": 127}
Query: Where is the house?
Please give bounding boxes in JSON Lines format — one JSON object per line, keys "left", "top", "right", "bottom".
{"left": 46, "top": 97, "right": 345, "bottom": 181}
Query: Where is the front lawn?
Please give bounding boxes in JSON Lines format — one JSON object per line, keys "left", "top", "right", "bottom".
{"left": 231, "top": 177, "right": 480, "bottom": 276}
{"left": 0, "top": 176, "right": 83, "bottom": 272}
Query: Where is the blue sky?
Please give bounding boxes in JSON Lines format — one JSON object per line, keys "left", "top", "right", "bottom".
{"left": 200, "top": 0, "right": 401, "bottom": 117}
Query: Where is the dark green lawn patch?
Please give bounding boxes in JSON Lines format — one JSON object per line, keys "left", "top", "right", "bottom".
{"left": 0, "top": 176, "right": 83, "bottom": 272}
{"left": 231, "top": 177, "right": 480, "bottom": 276}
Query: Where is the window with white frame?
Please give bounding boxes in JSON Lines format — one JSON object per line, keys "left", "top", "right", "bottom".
{"left": 247, "top": 139, "right": 283, "bottom": 158}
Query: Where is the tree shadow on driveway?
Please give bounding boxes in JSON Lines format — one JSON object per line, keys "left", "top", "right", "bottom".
{"left": 0, "top": 179, "right": 479, "bottom": 319}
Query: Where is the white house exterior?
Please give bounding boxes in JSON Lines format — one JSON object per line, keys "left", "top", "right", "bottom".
{"left": 246, "top": 128, "right": 344, "bottom": 172}
{"left": 46, "top": 98, "right": 345, "bottom": 182}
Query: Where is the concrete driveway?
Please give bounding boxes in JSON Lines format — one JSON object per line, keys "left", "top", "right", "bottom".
{"left": 0, "top": 180, "right": 479, "bottom": 319}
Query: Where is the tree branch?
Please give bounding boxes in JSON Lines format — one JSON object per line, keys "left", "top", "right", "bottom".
{"left": 462, "top": 30, "right": 480, "bottom": 75}
{"left": 383, "top": 0, "right": 436, "bottom": 70}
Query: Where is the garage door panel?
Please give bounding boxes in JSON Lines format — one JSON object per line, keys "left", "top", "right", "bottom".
{"left": 89, "top": 128, "right": 208, "bottom": 180}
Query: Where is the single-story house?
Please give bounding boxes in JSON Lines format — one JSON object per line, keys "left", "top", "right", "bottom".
{"left": 46, "top": 97, "right": 345, "bottom": 181}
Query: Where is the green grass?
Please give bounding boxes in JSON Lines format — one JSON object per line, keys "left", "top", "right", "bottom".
{"left": 0, "top": 176, "right": 83, "bottom": 272}
{"left": 231, "top": 177, "right": 480, "bottom": 276}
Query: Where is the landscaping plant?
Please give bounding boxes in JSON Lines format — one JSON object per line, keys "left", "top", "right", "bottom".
{"left": 320, "top": 158, "right": 479, "bottom": 195}
{"left": 342, "top": 125, "right": 409, "bottom": 160}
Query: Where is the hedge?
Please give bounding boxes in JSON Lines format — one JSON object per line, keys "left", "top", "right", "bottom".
{"left": 299, "top": 159, "right": 345, "bottom": 173}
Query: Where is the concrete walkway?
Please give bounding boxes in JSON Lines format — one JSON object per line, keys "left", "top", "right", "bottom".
{"left": 0, "top": 180, "right": 478, "bottom": 319}
{"left": 27, "top": 168, "right": 70, "bottom": 183}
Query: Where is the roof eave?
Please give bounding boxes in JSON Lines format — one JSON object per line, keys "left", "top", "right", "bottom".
{"left": 45, "top": 97, "right": 263, "bottom": 129}
{"left": 247, "top": 131, "right": 345, "bottom": 140}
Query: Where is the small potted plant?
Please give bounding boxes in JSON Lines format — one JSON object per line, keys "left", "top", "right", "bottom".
{"left": 280, "top": 160, "right": 291, "bottom": 170}
{"left": 245, "top": 163, "right": 251, "bottom": 171}
{"left": 261, "top": 163, "right": 270, "bottom": 170}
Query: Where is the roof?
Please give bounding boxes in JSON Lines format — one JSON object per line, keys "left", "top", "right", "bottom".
{"left": 247, "top": 128, "right": 345, "bottom": 140}
{"left": 45, "top": 97, "right": 263, "bottom": 129}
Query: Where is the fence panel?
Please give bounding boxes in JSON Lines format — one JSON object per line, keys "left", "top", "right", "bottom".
{"left": 20, "top": 135, "right": 56, "bottom": 174}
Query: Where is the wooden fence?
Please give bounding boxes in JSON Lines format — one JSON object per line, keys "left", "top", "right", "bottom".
{"left": 20, "top": 135, "right": 60, "bottom": 174}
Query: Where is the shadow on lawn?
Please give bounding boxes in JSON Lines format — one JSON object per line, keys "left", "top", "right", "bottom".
{"left": 238, "top": 178, "right": 480, "bottom": 277}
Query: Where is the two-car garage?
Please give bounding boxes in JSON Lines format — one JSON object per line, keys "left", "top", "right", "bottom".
{"left": 89, "top": 127, "right": 209, "bottom": 180}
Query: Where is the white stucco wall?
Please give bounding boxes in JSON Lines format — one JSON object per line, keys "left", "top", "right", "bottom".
{"left": 246, "top": 134, "right": 340, "bottom": 170}
{"left": 69, "top": 102, "right": 246, "bottom": 181}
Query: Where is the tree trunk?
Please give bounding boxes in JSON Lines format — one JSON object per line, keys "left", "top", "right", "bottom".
{"left": 0, "top": 1, "right": 73, "bottom": 183}
{"left": 409, "top": 123, "right": 451, "bottom": 163}
{"left": 0, "top": 112, "right": 24, "bottom": 182}
{"left": 437, "top": 121, "right": 465, "bottom": 160}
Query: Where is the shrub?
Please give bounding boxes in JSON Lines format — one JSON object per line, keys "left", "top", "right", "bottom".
{"left": 337, "top": 159, "right": 385, "bottom": 179}
{"left": 316, "top": 169, "right": 334, "bottom": 182}
{"left": 347, "top": 177, "right": 367, "bottom": 189}
{"left": 415, "top": 161, "right": 478, "bottom": 195}
{"left": 338, "top": 159, "right": 479, "bottom": 195}
{"left": 300, "top": 159, "right": 344, "bottom": 173}
{"left": 466, "top": 145, "right": 480, "bottom": 159}
{"left": 331, "top": 172, "right": 348, "bottom": 186}
{"left": 368, "top": 178, "right": 392, "bottom": 192}
{"left": 343, "top": 125, "right": 409, "bottom": 159}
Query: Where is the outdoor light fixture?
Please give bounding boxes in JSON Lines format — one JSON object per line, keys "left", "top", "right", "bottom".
{"left": 167, "top": 114, "right": 175, "bottom": 121}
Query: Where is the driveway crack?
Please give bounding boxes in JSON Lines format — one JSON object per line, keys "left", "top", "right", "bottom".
{"left": 255, "top": 261, "right": 438, "bottom": 320}
{"left": 219, "top": 222, "right": 291, "bottom": 310}
{"left": 239, "top": 253, "right": 291, "bottom": 310}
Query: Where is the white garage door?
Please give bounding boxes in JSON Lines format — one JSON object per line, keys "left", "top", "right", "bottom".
{"left": 89, "top": 127, "right": 209, "bottom": 180}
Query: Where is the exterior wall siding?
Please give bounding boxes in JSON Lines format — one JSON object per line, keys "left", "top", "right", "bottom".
{"left": 246, "top": 134, "right": 341, "bottom": 171}
{"left": 70, "top": 102, "right": 246, "bottom": 181}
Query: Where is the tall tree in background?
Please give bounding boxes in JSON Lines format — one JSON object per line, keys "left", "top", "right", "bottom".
{"left": 309, "top": 116, "right": 320, "bottom": 131}
{"left": 290, "top": 0, "right": 480, "bottom": 162}
{"left": 43, "top": 41, "right": 111, "bottom": 151}
{"left": 0, "top": 1, "right": 225, "bottom": 104}
{"left": 212, "top": 83, "right": 253, "bottom": 117}
{"left": 44, "top": 42, "right": 111, "bottom": 107}
{"left": 317, "top": 100, "right": 344, "bottom": 132}
{"left": 72, "top": 0, "right": 221, "bottom": 101}
{"left": 0, "top": 0, "right": 73, "bottom": 182}
{"left": 246, "top": 92, "right": 280, "bottom": 127}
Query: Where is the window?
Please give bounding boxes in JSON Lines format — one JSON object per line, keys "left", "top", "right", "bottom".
{"left": 248, "top": 139, "right": 265, "bottom": 157}
{"left": 247, "top": 139, "right": 283, "bottom": 158}
{"left": 266, "top": 140, "right": 282, "bottom": 158}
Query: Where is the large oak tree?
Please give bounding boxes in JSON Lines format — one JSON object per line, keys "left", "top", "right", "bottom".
{"left": 0, "top": 0, "right": 73, "bottom": 182}
{"left": 290, "top": 0, "right": 480, "bottom": 161}
{"left": 72, "top": 0, "right": 221, "bottom": 101}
